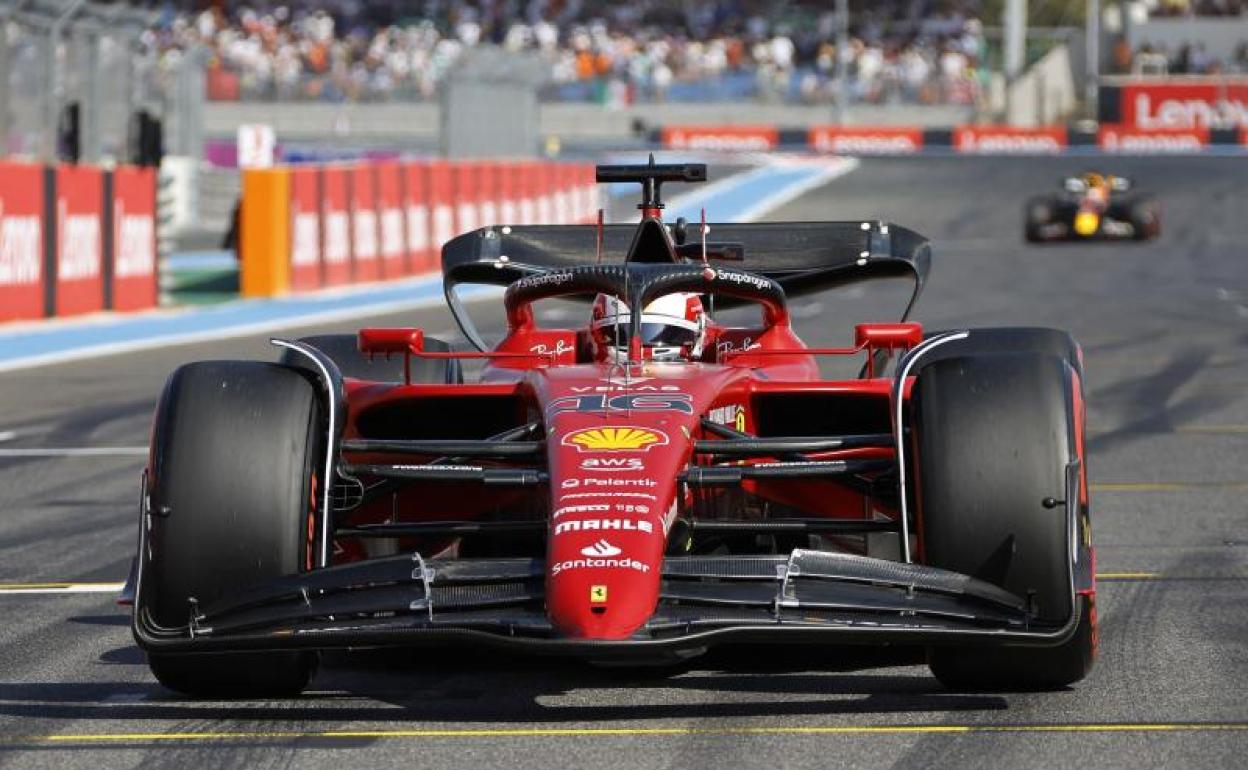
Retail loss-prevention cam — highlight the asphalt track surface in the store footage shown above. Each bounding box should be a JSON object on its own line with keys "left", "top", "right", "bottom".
{"left": 1, "top": 155, "right": 1246, "bottom": 769}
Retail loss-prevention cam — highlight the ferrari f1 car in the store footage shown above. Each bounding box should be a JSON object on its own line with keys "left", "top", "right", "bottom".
{"left": 128, "top": 161, "right": 1096, "bottom": 696}
{"left": 1025, "top": 172, "right": 1160, "bottom": 242}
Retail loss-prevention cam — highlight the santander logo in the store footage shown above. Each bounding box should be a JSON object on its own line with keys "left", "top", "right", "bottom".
{"left": 580, "top": 539, "right": 622, "bottom": 558}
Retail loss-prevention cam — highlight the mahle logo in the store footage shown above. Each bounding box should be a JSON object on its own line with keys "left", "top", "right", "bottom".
{"left": 562, "top": 427, "right": 667, "bottom": 453}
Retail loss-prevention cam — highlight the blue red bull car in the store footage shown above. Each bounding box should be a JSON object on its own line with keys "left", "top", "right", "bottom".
{"left": 125, "top": 161, "right": 1097, "bottom": 697}
{"left": 1025, "top": 172, "right": 1160, "bottom": 242}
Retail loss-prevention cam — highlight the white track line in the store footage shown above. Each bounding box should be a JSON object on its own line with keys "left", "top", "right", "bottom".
{"left": 0, "top": 447, "right": 148, "bottom": 457}
{"left": 0, "top": 582, "right": 124, "bottom": 595}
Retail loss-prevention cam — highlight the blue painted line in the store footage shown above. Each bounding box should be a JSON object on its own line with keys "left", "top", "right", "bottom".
{"left": 667, "top": 165, "right": 822, "bottom": 223}
{"left": 162, "top": 250, "right": 238, "bottom": 272}
{"left": 0, "top": 274, "right": 461, "bottom": 371}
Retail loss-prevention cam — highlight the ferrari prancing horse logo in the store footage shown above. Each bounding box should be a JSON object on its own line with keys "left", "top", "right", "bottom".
{"left": 590, "top": 585, "right": 608, "bottom": 603}
{"left": 562, "top": 427, "right": 669, "bottom": 452}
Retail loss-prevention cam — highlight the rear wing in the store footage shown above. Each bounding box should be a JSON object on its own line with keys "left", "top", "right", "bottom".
{"left": 441, "top": 221, "right": 931, "bottom": 351}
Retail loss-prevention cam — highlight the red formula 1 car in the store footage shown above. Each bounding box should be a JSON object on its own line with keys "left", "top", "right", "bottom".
{"left": 127, "top": 162, "right": 1096, "bottom": 697}
{"left": 1025, "top": 172, "right": 1161, "bottom": 242}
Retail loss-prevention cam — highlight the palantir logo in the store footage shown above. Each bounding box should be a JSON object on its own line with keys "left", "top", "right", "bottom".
{"left": 580, "top": 539, "right": 622, "bottom": 558}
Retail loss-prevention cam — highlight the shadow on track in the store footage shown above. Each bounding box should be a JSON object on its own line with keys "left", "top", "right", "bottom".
{"left": 0, "top": 644, "right": 1008, "bottom": 725}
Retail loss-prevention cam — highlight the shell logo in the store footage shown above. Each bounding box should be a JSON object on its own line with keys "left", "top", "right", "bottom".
{"left": 562, "top": 426, "right": 668, "bottom": 453}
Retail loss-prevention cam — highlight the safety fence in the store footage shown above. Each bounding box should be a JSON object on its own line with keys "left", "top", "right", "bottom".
{"left": 0, "top": 162, "right": 157, "bottom": 323}
{"left": 656, "top": 123, "right": 1248, "bottom": 154}
{"left": 238, "top": 160, "right": 599, "bottom": 298}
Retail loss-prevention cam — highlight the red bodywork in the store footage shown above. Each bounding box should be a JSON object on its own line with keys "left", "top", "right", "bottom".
{"left": 339, "top": 303, "right": 918, "bottom": 641}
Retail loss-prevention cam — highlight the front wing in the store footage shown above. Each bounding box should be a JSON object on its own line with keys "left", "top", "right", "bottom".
{"left": 133, "top": 549, "right": 1084, "bottom": 657}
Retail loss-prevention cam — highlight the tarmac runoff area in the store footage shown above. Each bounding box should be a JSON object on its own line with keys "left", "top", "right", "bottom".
{"left": 0, "top": 155, "right": 1245, "bottom": 770}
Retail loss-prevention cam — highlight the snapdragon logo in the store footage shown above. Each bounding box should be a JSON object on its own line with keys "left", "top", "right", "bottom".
{"left": 714, "top": 269, "right": 770, "bottom": 291}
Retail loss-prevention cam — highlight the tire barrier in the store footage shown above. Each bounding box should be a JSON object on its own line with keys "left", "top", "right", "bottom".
{"left": 0, "top": 161, "right": 157, "bottom": 323}
{"left": 238, "top": 159, "right": 599, "bottom": 298}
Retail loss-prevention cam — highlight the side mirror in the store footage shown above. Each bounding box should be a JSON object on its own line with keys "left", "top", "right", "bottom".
{"left": 1063, "top": 178, "right": 1085, "bottom": 194}
{"left": 1110, "top": 177, "right": 1131, "bottom": 192}
{"left": 358, "top": 328, "right": 424, "bottom": 355}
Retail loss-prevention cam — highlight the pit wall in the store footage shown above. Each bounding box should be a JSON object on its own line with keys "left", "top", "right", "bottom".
{"left": 0, "top": 163, "right": 158, "bottom": 323}
{"left": 240, "top": 159, "right": 598, "bottom": 298}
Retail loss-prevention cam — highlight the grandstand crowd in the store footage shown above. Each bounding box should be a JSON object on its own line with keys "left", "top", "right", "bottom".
{"left": 148, "top": 1, "right": 989, "bottom": 105}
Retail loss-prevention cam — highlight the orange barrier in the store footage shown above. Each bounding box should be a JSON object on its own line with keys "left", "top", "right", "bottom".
{"left": 239, "top": 168, "right": 291, "bottom": 298}
{"left": 0, "top": 162, "right": 47, "bottom": 322}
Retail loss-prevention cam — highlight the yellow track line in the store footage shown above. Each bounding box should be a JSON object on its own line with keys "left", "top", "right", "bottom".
{"left": 0, "top": 582, "right": 124, "bottom": 594}
{"left": 1091, "top": 482, "right": 1248, "bottom": 492}
{"left": 3, "top": 723, "right": 1243, "bottom": 744}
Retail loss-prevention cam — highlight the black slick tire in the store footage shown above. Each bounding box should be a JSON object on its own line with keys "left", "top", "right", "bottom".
{"left": 913, "top": 352, "right": 1094, "bottom": 690}
{"left": 139, "top": 361, "right": 322, "bottom": 697}
{"left": 1024, "top": 197, "right": 1051, "bottom": 243}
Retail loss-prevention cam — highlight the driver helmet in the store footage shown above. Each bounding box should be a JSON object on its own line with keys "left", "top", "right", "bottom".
{"left": 1081, "top": 172, "right": 1106, "bottom": 189}
{"left": 1082, "top": 172, "right": 1109, "bottom": 203}
{"left": 590, "top": 292, "right": 707, "bottom": 363}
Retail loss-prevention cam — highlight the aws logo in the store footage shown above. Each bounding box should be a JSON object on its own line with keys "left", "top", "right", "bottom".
{"left": 562, "top": 427, "right": 668, "bottom": 453}
{"left": 581, "top": 457, "right": 644, "bottom": 472}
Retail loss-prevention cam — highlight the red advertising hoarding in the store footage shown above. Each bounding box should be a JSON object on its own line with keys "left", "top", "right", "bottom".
{"left": 321, "top": 165, "right": 352, "bottom": 287}
{"left": 427, "top": 161, "right": 455, "bottom": 254}
{"left": 289, "top": 166, "right": 322, "bottom": 291}
{"left": 109, "top": 166, "right": 158, "bottom": 311}
{"left": 54, "top": 165, "right": 104, "bottom": 317}
{"left": 661, "top": 125, "right": 779, "bottom": 151}
{"left": 349, "top": 164, "right": 380, "bottom": 282}
{"left": 953, "top": 126, "right": 1067, "bottom": 153}
{"left": 402, "top": 163, "right": 432, "bottom": 273}
{"left": 1115, "top": 79, "right": 1248, "bottom": 130}
{"left": 375, "top": 161, "right": 406, "bottom": 278}
{"left": 0, "top": 163, "right": 46, "bottom": 322}
{"left": 1098, "top": 125, "right": 1209, "bottom": 152}
{"left": 808, "top": 126, "right": 924, "bottom": 154}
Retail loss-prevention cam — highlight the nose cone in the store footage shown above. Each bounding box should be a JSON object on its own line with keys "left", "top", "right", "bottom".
{"left": 544, "top": 419, "right": 688, "bottom": 640}
{"left": 546, "top": 521, "right": 666, "bottom": 638}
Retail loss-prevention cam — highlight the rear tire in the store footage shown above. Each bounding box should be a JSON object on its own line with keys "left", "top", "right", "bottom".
{"left": 1127, "top": 195, "right": 1161, "bottom": 241}
{"left": 139, "top": 361, "right": 322, "bottom": 697}
{"left": 913, "top": 352, "right": 1094, "bottom": 690}
{"left": 280, "top": 333, "right": 461, "bottom": 383}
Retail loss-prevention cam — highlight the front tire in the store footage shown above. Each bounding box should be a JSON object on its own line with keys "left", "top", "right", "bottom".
{"left": 913, "top": 352, "right": 1094, "bottom": 690}
{"left": 138, "top": 361, "right": 323, "bottom": 697}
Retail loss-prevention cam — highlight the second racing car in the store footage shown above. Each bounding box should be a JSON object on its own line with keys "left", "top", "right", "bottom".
{"left": 1025, "top": 172, "right": 1161, "bottom": 242}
